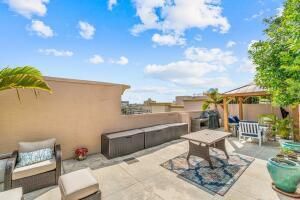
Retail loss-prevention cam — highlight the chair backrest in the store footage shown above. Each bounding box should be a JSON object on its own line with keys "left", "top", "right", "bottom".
{"left": 239, "top": 121, "right": 260, "bottom": 137}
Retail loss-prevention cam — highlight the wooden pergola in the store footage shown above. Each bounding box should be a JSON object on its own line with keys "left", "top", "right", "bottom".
{"left": 222, "top": 83, "right": 270, "bottom": 132}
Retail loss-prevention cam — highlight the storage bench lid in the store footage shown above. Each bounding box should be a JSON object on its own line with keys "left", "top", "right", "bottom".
{"left": 105, "top": 129, "right": 144, "bottom": 139}
{"left": 141, "top": 125, "right": 168, "bottom": 132}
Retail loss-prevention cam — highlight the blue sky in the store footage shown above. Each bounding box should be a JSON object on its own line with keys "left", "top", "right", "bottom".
{"left": 0, "top": 0, "right": 284, "bottom": 103}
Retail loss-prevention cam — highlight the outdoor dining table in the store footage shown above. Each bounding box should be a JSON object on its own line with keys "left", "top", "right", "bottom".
{"left": 181, "top": 129, "right": 231, "bottom": 169}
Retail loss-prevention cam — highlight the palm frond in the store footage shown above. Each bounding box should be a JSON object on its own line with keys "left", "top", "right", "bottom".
{"left": 203, "top": 88, "right": 223, "bottom": 110}
{"left": 0, "top": 66, "right": 42, "bottom": 78}
{"left": 0, "top": 66, "right": 52, "bottom": 93}
{"left": 202, "top": 101, "right": 210, "bottom": 111}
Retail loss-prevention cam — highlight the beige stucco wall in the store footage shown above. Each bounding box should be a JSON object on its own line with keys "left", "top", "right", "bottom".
{"left": 183, "top": 100, "right": 204, "bottom": 111}
{"left": 218, "top": 104, "right": 287, "bottom": 122}
{"left": 0, "top": 77, "right": 188, "bottom": 159}
{"left": 151, "top": 105, "right": 170, "bottom": 113}
{"left": 170, "top": 107, "right": 184, "bottom": 112}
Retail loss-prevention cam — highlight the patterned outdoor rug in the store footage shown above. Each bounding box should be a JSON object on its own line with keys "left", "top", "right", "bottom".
{"left": 160, "top": 149, "right": 254, "bottom": 195}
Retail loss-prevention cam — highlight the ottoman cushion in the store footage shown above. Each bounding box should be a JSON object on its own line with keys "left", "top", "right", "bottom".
{"left": 0, "top": 187, "right": 23, "bottom": 200}
{"left": 59, "top": 168, "right": 99, "bottom": 200}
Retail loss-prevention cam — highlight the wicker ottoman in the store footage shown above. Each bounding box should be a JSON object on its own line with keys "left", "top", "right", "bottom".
{"left": 0, "top": 187, "right": 23, "bottom": 200}
{"left": 59, "top": 168, "right": 101, "bottom": 200}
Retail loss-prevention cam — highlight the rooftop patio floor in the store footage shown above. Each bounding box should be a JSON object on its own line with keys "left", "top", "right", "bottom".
{"left": 25, "top": 132, "right": 297, "bottom": 200}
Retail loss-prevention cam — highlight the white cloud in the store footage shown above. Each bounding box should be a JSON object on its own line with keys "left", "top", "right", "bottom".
{"left": 144, "top": 46, "right": 236, "bottom": 87}
{"left": 116, "top": 56, "right": 129, "bottom": 65}
{"left": 171, "top": 76, "right": 233, "bottom": 87}
{"left": 88, "top": 55, "right": 104, "bottom": 64}
{"left": 152, "top": 33, "right": 186, "bottom": 46}
{"left": 131, "top": 0, "right": 230, "bottom": 45}
{"left": 38, "top": 49, "right": 73, "bottom": 57}
{"left": 248, "top": 39, "right": 258, "bottom": 51}
{"left": 108, "top": 0, "right": 117, "bottom": 10}
{"left": 145, "top": 60, "right": 221, "bottom": 79}
{"left": 276, "top": 7, "right": 283, "bottom": 17}
{"left": 109, "top": 56, "right": 129, "bottom": 65}
{"left": 29, "top": 20, "right": 54, "bottom": 38}
{"left": 238, "top": 58, "right": 256, "bottom": 73}
{"left": 194, "top": 34, "right": 202, "bottom": 41}
{"left": 4, "top": 0, "right": 49, "bottom": 18}
{"left": 184, "top": 47, "right": 237, "bottom": 66}
{"left": 78, "top": 21, "right": 95, "bottom": 39}
{"left": 245, "top": 8, "right": 270, "bottom": 21}
{"left": 130, "top": 86, "right": 186, "bottom": 95}
{"left": 226, "top": 40, "right": 236, "bottom": 48}
{"left": 245, "top": 10, "right": 264, "bottom": 21}
{"left": 144, "top": 60, "right": 232, "bottom": 87}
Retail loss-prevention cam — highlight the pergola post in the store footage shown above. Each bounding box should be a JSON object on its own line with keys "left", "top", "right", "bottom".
{"left": 223, "top": 97, "right": 229, "bottom": 132}
{"left": 238, "top": 97, "right": 244, "bottom": 120}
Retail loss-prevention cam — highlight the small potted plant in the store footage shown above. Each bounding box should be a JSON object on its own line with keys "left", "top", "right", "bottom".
{"left": 275, "top": 117, "right": 300, "bottom": 153}
{"left": 74, "top": 147, "right": 88, "bottom": 161}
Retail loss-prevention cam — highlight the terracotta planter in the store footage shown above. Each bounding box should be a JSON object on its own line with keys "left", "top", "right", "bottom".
{"left": 267, "top": 157, "right": 300, "bottom": 193}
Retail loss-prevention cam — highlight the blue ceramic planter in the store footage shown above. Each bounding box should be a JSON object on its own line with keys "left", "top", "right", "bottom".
{"left": 267, "top": 158, "right": 300, "bottom": 193}
{"left": 281, "top": 141, "right": 300, "bottom": 153}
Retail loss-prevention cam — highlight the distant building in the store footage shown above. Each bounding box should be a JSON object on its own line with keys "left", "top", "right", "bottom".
{"left": 181, "top": 96, "right": 209, "bottom": 111}
{"left": 121, "top": 101, "right": 151, "bottom": 115}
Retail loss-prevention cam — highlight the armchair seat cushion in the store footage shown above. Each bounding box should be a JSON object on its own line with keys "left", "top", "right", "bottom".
{"left": 12, "top": 158, "right": 56, "bottom": 180}
{"left": 241, "top": 132, "right": 263, "bottom": 138}
{"left": 0, "top": 187, "right": 23, "bottom": 199}
{"left": 241, "top": 133, "right": 258, "bottom": 137}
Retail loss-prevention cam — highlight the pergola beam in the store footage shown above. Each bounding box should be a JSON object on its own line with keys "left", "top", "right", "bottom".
{"left": 238, "top": 97, "right": 244, "bottom": 120}
{"left": 223, "top": 97, "right": 229, "bottom": 132}
{"left": 222, "top": 91, "right": 269, "bottom": 97}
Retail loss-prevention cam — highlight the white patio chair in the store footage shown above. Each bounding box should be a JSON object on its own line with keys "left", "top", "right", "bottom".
{"left": 238, "top": 121, "right": 265, "bottom": 147}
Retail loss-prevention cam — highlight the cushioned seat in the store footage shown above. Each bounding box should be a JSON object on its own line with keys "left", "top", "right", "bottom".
{"left": 59, "top": 168, "right": 100, "bottom": 200}
{"left": 12, "top": 158, "right": 56, "bottom": 180}
{"left": 0, "top": 187, "right": 23, "bottom": 199}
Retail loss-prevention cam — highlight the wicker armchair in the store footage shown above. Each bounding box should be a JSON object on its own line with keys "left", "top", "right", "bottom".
{"left": 4, "top": 144, "right": 61, "bottom": 193}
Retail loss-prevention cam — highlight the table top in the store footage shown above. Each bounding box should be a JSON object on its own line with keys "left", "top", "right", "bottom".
{"left": 181, "top": 129, "right": 231, "bottom": 145}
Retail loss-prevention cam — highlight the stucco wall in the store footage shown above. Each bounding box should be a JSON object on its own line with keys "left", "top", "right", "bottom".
{"left": 218, "top": 104, "right": 287, "bottom": 121}
{"left": 0, "top": 77, "right": 187, "bottom": 159}
{"left": 151, "top": 105, "right": 170, "bottom": 113}
{"left": 170, "top": 107, "right": 184, "bottom": 112}
{"left": 183, "top": 101, "right": 204, "bottom": 111}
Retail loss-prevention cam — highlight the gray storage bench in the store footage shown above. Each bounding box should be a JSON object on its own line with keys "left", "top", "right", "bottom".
{"left": 101, "top": 123, "right": 188, "bottom": 159}
{"left": 101, "top": 129, "right": 144, "bottom": 159}
{"left": 142, "top": 125, "right": 169, "bottom": 148}
{"left": 166, "top": 123, "right": 189, "bottom": 140}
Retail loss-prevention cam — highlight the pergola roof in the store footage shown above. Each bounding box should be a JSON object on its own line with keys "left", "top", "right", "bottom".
{"left": 222, "top": 82, "right": 270, "bottom": 132}
{"left": 223, "top": 82, "right": 268, "bottom": 97}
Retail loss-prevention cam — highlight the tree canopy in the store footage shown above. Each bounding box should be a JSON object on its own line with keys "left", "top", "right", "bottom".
{"left": 249, "top": 0, "right": 300, "bottom": 107}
